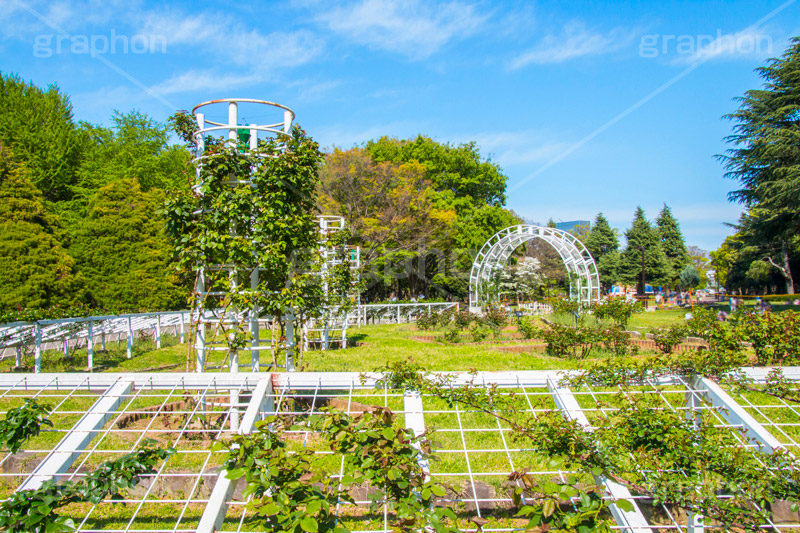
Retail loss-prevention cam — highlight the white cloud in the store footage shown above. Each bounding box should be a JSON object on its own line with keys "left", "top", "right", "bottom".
{"left": 139, "top": 11, "right": 324, "bottom": 96}
{"left": 454, "top": 131, "right": 571, "bottom": 167}
{"left": 315, "top": 0, "right": 487, "bottom": 59}
{"left": 510, "top": 22, "right": 636, "bottom": 69}
{"left": 149, "top": 71, "right": 263, "bottom": 96}
{"left": 140, "top": 12, "right": 322, "bottom": 70}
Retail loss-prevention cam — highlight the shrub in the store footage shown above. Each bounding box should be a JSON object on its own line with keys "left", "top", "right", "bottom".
{"left": 442, "top": 327, "right": 461, "bottom": 343}
{"left": 470, "top": 323, "right": 491, "bottom": 342}
{"left": 592, "top": 299, "right": 643, "bottom": 328}
{"left": 436, "top": 308, "right": 454, "bottom": 328}
{"left": 540, "top": 324, "right": 602, "bottom": 359}
{"left": 517, "top": 316, "right": 540, "bottom": 340}
{"left": 651, "top": 324, "right": 687, "bottom": 354}
{"left": 483, "top": 306, "right": 507, "bottom": 330}
{"left": 452, "top": 309, "right": 474, "bottom": 330}
{"left": 416, "top": 310, "right": 438, "bottom": 331}
{"left": 600, "top": 326, "right": 632, "bottom": 356}
{"left": 736, "top": 310, "right": 800, "bottom": 365}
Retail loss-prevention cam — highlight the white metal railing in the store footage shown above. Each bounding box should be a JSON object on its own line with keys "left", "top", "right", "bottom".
{"left": 0, "top": 303, "right": 459, "bottom": 372}
{"left": 354, "top": 302, "right": 458, "bottom": 326}
{"left": 0, "top": 311, "right": 191, "bottom": 372}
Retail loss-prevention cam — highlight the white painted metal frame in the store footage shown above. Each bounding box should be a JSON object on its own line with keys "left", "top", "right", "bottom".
{"left": 0, "top": 311, "right": 189, "bottom": 372}
{"left": 469, "top": 225, "right": 601, "bottom": 312}
{"left": 1, "top": 368, "right": 798, "bottom": 532}
{"left": 192, "top": 99, "right": 295, "bottom": 375}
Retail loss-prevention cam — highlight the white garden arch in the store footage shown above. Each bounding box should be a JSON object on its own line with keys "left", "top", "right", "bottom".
{"left": 469, "top": 225, "right": 601, "bottom": 312}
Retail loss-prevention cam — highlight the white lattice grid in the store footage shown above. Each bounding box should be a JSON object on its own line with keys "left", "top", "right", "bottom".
{"left": 0, "top": 369, "right": 797, "bottom": 533}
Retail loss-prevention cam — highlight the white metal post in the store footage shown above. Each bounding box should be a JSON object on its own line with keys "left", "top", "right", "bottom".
{"left": 284, "top": 110, "right": 293, "bottom": 134}
{"left": 286, "top": 314, "right": 295, "bottom": 372}
{"left": 155, "top": 313, "right": 161, "bottom": 349}
{"left": 20, "top": 381, "right": 134, "bottom": 491}
{"left": 87, "top": 320, "right": 94, "bottom": 371}
{"left": 228, "top": 102, "right": 238, "bottom": 144}
{"left": 63, "top": 338, "right": 69, "bottom": 359}
{"left": 686, "top": 382, "right": 704, "bottom": 532}
{"left": 250, "top": 268, "right": 259, "bottom": 372}
{"left": 34, "top": 323, "right": 41, "bottom": 373}
{"left": 196, "top": 269, "right": 206, "bottom": 372}
{"left": 126, "top": 316, "right": 133, "bottom": 359}
{"left": 548, "top": 379, "right": 653, "bottom": 532}
{"left": 197, "top": 378, "right": 273, "bottom": 533}
{"left": 179, "top": 312, "right": 185, "bottom": 344}
{"left": 100, "top": 330, "right": 106, "bottom": 351}
{"left": 14, "top": 346, "right": 21, "bottom": 368}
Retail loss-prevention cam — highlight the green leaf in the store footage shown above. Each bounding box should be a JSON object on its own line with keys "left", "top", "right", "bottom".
{"left": 615, "top": 499, "right": 634, "bottom": 513}
{"left": 541, "top": 499, "right": 556, "bottom": 518}
{"left": 430, "top": 484, "right": 447, "bottom": 497}
{"left": 300, "top": 516, "right": 319, "bottom": 533}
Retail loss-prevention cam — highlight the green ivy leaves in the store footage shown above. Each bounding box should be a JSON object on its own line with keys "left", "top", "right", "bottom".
{"left": 0, "top": 399, "right": 52, "bottom": 453}
{"left": 0, "top": 440, "right": 174, "bottom": 533}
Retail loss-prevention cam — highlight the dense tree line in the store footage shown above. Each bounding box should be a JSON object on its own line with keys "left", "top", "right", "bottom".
{"left": 0, "top": 73, "right": 189, "bottom": 315}
{"left": 581, "top": 205, "right": 700, "bottom": 294}
{"left": 0, "top": 74, "right": 523, "bottom": 314}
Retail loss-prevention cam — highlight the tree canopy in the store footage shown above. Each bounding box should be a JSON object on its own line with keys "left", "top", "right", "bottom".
{"left": 365, "top": 135, "right": 507, "bottom": 207}
{"left": 0, "top": 146, "right": 85, "bottom": 311}
{"left": 655, "top": 204, "right": 689, "bottom": 287}
{"left": 718, "top": 37, "right": 800, "bottom": 294}
{"left": 71, "top": 178, "right": 185, "bottom": 312}
{"left": 619, "top": 207, "right": 670, "bottom": 292}
{"left": 0, "top": 73, "right": 82, "bottom": 201}
{"left": 584, "top": 212, "right": 620, "bottom": 293}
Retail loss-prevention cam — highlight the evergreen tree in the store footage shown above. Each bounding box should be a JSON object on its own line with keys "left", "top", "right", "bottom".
{"left": 655, "top": 204, "right": 689, "bottom": 287}
{"left": 585, "top": 212, "right": 620, "bottom": 292}
{"left": 585, "top": 213, "right": 618, "bottom": 258}
{"left": 0, "top": 146, "right": 85, "bottom": 311}
{"left": 719, "top": 37, "right": 800, "bottom": 293}
{"left": 620, "top": 207, "right": 670, "bottom": 293}
{"left": 71, "top": 178, "right": 186, "bottom": 312}
{"left": 0, "top": 73, "right": 82, "bottom": 201}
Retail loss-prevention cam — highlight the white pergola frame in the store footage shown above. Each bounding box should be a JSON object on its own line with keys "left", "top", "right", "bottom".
{"left": 469, "top": 225, "right": 601, "bottom": 312}
{"left": 1, "top": 368, "right": 799, "bottom": 532}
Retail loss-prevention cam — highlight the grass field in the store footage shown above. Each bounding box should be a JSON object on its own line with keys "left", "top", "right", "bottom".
{"left": 2, "top": 306, "right": 700, "bottom": 374}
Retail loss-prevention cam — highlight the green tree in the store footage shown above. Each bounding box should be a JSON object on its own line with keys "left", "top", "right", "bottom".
{"left": 71, "top": 178, "right": 185, "bottom": 312}
{"left": 620, "top": 207, "right": 670, "bottom": 294}
{"left": 0, "top": 146, "right": 85, "bottom": 311}
{"left": 679, "top": 264, "right": 701, "bottom": 290}
{"left": 585, "top": 212, "right": 620, "bottom": 292}
{"left": 0, "top": 73, "right": 82, "bottom": 201}
{"left": 655, "top": 204, "right": 688, "bottom": 286}
{"left": 366, "top": 135, "right": 507, "bottom": 207}
{"left": 719, "top": 37, "right": 800, "bottom": 293}
{"left": 76, "top": 111, "right": 191, "bottom": 194}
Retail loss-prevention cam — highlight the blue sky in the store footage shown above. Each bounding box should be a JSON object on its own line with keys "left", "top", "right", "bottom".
{"left": 2, "top": 0, "right": 799, "bottom": 252}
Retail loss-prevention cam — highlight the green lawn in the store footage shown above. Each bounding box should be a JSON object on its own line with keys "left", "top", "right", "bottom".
{"left": 4, "top": 307, "right": 692, "bottom": 374}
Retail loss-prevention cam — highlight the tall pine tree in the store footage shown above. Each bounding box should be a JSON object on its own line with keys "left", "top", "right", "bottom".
{"left": 0, "top": 146, "right": 85, "bottom": 311}
{"left": 718, "top": 38, "right": 800, "bottom": 293}
{"left": 655, "top": 204, "right": 688, "bottom": 288}
{"left": 620, "top": 207, "right": 670, "bottom": 293}
{"left": 585, "top": 212, "right": 620, "bottom": 292}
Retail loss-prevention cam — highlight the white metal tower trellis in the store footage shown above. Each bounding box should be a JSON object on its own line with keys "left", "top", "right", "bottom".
{"left": 191, "top": 98, "right": 295, "bottom": 376}
{"left": 303, "top": 216, "right": 361, "bottom": 351}
{"left": 469, "top": 224, "right": 600, "bottom": 312}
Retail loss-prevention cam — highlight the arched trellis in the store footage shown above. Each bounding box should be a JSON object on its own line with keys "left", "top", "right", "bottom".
{"left": 469, "top": 225, "right": 600, "bottom": 311}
